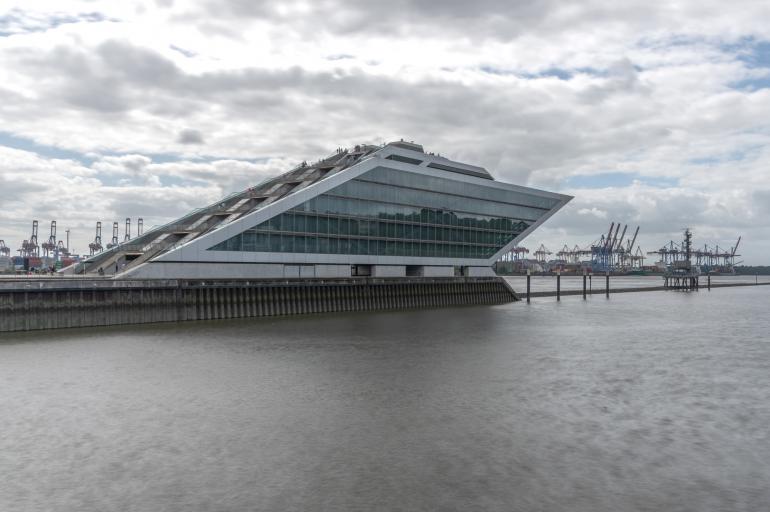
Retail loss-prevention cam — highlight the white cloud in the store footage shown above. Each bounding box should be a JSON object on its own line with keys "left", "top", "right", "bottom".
{"left": 577, "top": 208, "right": 608, "bottom": 219}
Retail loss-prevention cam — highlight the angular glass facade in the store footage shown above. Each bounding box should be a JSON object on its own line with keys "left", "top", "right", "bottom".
{"left": 209, "top": 166, "right": 559, "bottom": 259}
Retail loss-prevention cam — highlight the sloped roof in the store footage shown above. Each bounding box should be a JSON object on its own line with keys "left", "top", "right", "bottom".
{"left": 73, "top": 144, "right": 384, "bottom": 274}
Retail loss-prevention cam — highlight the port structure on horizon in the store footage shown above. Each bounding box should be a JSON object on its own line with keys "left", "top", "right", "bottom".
{"left": 648, "top": 234, "right": 740, "bottom": 274}
{"left": 496, "top": 221, "right": 644, "bottom": 274}
{"left": 663, "top": 228, "right": 701, "bottom": 290}
{"left": 17, "top": 220, "right": 40, "bottom": 258}
{"left": 495, "top": 221, "right": 742, "bottom": 276}
{"left": 63, "top": 140, "right": 571, "bottom": 280}
{"left": 5, "top": 220, "right": 72, "bottom": 271}
{"left": 1, "top": 214, "right": 144, "bottom": 272}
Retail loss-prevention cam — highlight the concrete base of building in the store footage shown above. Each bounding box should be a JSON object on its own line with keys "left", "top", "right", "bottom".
{"left": 0, "top": 276, "right": 519, "bottom": 333}
{"left": 117, "top": 261, "right": 497, "bottom": 280}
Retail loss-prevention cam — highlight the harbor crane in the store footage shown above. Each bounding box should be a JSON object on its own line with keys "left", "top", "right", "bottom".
{"left": 589, "top": 222, "right": 641, "bottom": 271}
{"left": 610, "top": 223, "right": 621, "bottom": 250}
{"left": 620, "top": 226, "right": 640, "bottom": 268}
{"left": 615, "top": 224, "right": 628, "bottom": 251}
{"left": 731, "top": 236, "right": 741, "bottom": 262}
{"left": 648, "top": 240, "right": 680, "bottom": 265}
{"left": 106, "top": 222, "right": 119, "bottom": 249}
{"left": 88, "top": 222, "right": 103, "bottom": 255}
{"left": 627, "top": 226, "right": 639, "bottom": 254}
{"left": 495, "top": 221, "right": 643, "bottom": 273}
{"left": 555, "top": 244, "right": 585, "bottom": 264}
{"left": 41, "top": 220, "right": 57, "bottom": 258}
{"left": 19, "top": 220, "right": 39, "bottom": 257}
{"left": 650, "top": 233, "right": 741, "bottom": 272}
{"left": 0, "top": 240, "right": 10, "bottom": 257}
{"left": 604, "top": 222, "right": 615, "bottom": 248}
{"left": 124, "top": 218, "right": 131, "bottom": 242}
{"left": 534, "top": 244, "right": 552, "bottom": 263}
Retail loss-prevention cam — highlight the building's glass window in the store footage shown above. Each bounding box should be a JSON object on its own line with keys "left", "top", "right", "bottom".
{"left": 209, "top": 166, "right": 556, "bottom": 258}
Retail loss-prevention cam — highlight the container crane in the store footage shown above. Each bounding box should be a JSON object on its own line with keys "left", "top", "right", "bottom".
{"left": 0, "top": 240, "right": 10, "bottom": 257}
{"left": 534, "top": 244, "right": 552, "bottom": 263}
{"left": 20, "top": 220, "right": 39, "bottom": 257}
{"left": 627, "top": 226, "right": 639, "bottom": 254}
{"left": 610, "top": 223, "right": 621, "bottom": 251}
{"left": 731, "top": 236, "right": 741, "bottom": 265}
{"left": 589, "top": 222, "right": 616, "bottom": 271}
{"left": 41, "top": 220, "right": 57, "bottom": 258}
{"left": 88, "top": 222, "right": 103, "bottom": 255}
{"left": 106, "top": 222, "right": 119, "bottom": 249}
{"left": 621, "top": 226, "right": 639, "bottom": 268}
{"left": 614, "top": 224, "right": 628, "bottom": 251}
{"left": 604, "top": 222, "right": 615, "bottom": 250}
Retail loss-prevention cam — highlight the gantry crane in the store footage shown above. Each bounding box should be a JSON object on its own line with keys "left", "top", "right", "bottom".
{"left": 89, "top": 222, "right": 103, "bottom": 255}
{"left": 19, "top": 220, "right": 39, "bottom": 257}
{"left": 106, "top": 222, "right": 119, "bottom": 249}
{"left": 730, "top": 236, "right": 741, "bottom": 265}
{"left": 651, "top": 234, "right": 741, "bottom": 271}
{"left": 623, "top": 226, "right": 641, "bottom": 268}
{"left": 41, "top": 220, "right": 57, "bottom": 258}
{"left": 533, "top": 244, "right": 552, "bottom": 263}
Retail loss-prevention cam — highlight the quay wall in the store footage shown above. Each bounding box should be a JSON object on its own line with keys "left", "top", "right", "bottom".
{"left": 0, "top": 276, "right": 518, "bottom": 333}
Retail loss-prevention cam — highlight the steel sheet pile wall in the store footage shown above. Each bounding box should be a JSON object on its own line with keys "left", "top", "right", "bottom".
{"left": 0, "top": 277, "right": 517, "bottom": 332}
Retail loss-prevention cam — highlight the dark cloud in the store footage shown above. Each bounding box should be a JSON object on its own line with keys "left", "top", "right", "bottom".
{"left": 753, "top": 190, "right": 770, "bottom": 216}
{"left": 177, "top": 129, "right": 204, "bottom": 144}
{"left": 191, "top": 0, "right": 762, "bottom": 43}
{"left": 196, "top": 0, "right": 613, "bottom": 40}
{"left": 97, "top": 40, "right": 181, "bottom": 86}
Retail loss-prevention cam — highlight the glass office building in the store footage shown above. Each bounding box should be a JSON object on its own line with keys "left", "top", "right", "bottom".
{"left": 116, "top": 141, "right": 571, "bottom": 280}
{"left": 211, "top": 167, "right": 551, "bottom": 260}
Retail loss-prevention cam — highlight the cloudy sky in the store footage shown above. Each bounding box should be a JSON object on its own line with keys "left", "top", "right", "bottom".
{"left": 1, "top": 1, "right": 768, "bottom": 263}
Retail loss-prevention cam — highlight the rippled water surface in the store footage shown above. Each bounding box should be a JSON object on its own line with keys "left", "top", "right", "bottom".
{"left": 2, "top": 286, "right": 770, "bottom": 511}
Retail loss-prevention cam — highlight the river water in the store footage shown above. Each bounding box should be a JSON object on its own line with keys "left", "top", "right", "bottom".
{"left": 2, "top": 285, "right": 769, "bottom": 511}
